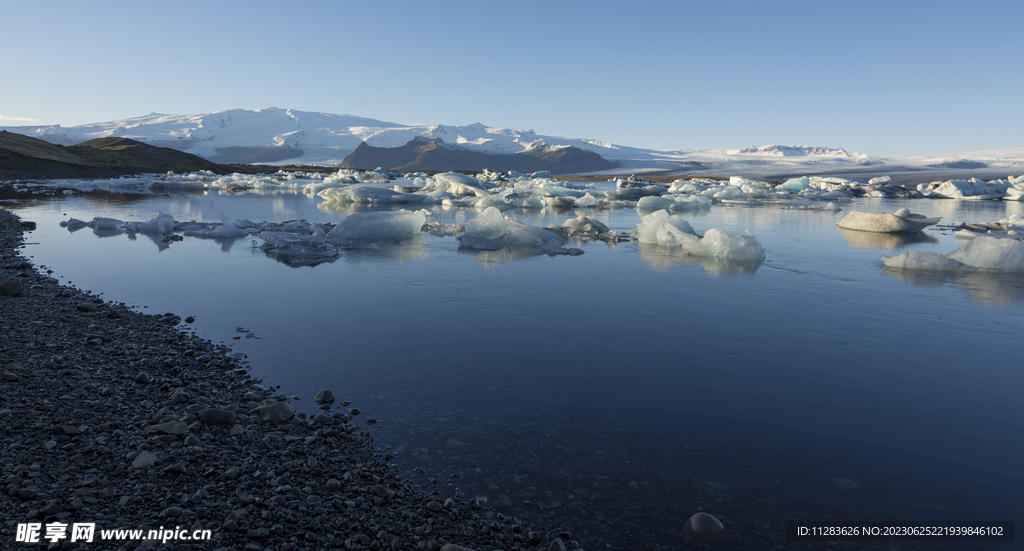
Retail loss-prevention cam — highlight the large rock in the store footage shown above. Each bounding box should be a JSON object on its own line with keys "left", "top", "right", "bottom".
{"left": 0, "top": 280, "right": 22, "bottom": 296}
{"left": 198, "top": 408, "right": 238, "bottom": 426}
{"left": 132, "top": 451, "right": 157, "bottom": 470}
{"left": 314, "top": 390, "right": 335, "bottom": 404}
{"left": 258, "top": 401, "right": 296, "bottom": 424}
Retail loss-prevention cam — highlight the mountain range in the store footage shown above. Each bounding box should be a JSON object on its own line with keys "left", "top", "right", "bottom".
{"left": 3, "top": 108, "right": 1023, "bottom": 180}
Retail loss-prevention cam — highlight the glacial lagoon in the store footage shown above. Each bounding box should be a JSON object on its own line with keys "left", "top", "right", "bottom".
{"left": 5, "top": 175, "right": 1023, "bottom": 550}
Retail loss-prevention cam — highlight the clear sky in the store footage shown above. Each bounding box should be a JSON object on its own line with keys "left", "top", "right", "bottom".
{"left": 1, "top": 0, "right": 1021, "bottom": 156}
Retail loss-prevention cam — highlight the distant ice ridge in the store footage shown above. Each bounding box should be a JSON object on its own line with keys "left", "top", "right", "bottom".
{"left": 882, "top": 237, "right": 1024, "bottom": 272}
{"left": 628, "top": 211, "right": 766, "bottom": 261}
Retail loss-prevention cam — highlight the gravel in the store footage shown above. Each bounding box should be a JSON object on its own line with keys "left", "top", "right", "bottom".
{"left": 0, "top": 207, "right": 568, "bottom": 551}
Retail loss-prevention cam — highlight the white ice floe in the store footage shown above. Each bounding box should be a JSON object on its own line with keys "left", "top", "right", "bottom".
{"left": 181, "top": 219, "right": 250, "bottom": 238}
{"left": 882, "top": 236, "right": 1024, "bottom": 272}
{"left": 125, "top": 212, "right": 176, "bottom": 235}
{"left": 636, "top": 194, "right": 712, "bottom": 212}
{"left": 628, "top": 210, "right": 766, "bottom": 261}
{"left": 457, "top": 207, "right": 583, "bottom": 256}
{"left": 836, "top": 208, "right": 940, "bottom": 233}
{"left": 325, "top": 210, "right": 426, "bottom": 241}
{"left": 919, "top": 178, "right": 1012, "bottom": 200}
{"left": 317, "top": 185, "right": 423, "bottom": 205}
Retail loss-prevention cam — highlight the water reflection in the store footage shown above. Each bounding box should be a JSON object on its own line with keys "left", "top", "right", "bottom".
{"left": 882, "top": 267, "right": 1024, "bottom": 304}
{"left": 637, "top": 242, "right": 763, "bottom": 275}
{"left": 839, "top": 227, "right": 939, "bottom": 249}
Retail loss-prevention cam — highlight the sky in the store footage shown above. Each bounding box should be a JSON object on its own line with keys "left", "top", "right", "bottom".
{"left": 1, "top": 0, "right": 1021, "bottom": 156}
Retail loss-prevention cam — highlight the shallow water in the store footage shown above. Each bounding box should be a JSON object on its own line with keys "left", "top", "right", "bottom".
{"left": 7, "top": 185, "right": 1023, "bottom": 549}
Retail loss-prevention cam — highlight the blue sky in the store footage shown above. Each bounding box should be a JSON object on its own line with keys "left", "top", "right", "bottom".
{"left": 1, "top": 0, "right": 1021, "bottom": 155}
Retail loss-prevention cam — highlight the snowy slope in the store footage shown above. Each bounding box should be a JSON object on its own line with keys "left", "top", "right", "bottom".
{"left": 3, "top": 107, "right": 1022, "bottom": 175}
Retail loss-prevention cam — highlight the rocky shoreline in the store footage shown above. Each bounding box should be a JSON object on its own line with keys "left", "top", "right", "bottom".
{"left": 0, "top": 207, "right": 565, "bottom": 551}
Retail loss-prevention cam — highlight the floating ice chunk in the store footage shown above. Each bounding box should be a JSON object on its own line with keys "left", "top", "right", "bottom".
{"left": 883, "top": 236, "right": 1024, "bottom": 272}
{"left": 574, "top": 193, "right": 599, "bottom": 207}
{"left": 777, "top": 177, "right": 810, "bottom": 192}
{"left": 881, "top": 251, "right": 964, "bottom": 271}
{"left": 729, "top": 176, "right": 772, "bottom": 188}
{"left": 947, "top": 236, "right": 1024, "bottom": 272}
{"left": 182, "top": 219, "right": 249, "bottom": 238}
{"left": 923, "top": 179, "right": 1007, "bottom": 199}
{"left": 679, "top": 228, "right": 766, "bottom": 261}
{"left": 836, "top": 209, "right": 940, "bottom": 233}
{"left": 629, "top": 211, "right": 696, "bottom": 244}
{"left": 630, "top": 211, "right": 764, "bottom": 260}
{"left": 714, "top": 186, "right": 748, "bottom": 200}
{"left": 636, "top": 194, "right": 711, "bottom": 211}
{"left": 258, "top": 232, "right": 339, "bottom": 266}
{"left": 1003, "top": 186, "right": 1024, "bottom": 201}
{"left": 325, "top": 210, "right": 426, "bottom": 241}
{"left": 464, "top": 206, "right": 507, "bottom": 239}
{"left": 317, "top": 186, "right": 423, "bottom": 205}
{"left": 869, "top": 176, "right": 892, "bottom": 185}
{"left": 458, "top": 207, "right": 583, "bottom": 256}
{"left": 91, "top": 217, "right": 125, "bottom": 230}
{"left": 428, "top": 172, "right": 491, "bottom": 197}
{"left": 126, "top": 212, "right": 176, "bottom": 235}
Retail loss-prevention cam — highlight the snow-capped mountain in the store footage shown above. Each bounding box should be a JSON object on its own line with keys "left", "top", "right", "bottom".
{"left": 2, "top": 107, "right": 1021, "bottom": 177}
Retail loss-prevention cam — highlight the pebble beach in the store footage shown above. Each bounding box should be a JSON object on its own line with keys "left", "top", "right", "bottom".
{"left": 0, "top": 207, "right": 567, "bottom": 551}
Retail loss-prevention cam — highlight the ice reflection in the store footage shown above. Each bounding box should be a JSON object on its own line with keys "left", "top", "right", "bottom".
{"left": 637, "top": 242, "right": 763, "bottom": 275}
{"left": 882, "top": 267, "right": 1024, "bottom": 304}
{"left": 839, "top": 228, "right": 939, "bottom": 249}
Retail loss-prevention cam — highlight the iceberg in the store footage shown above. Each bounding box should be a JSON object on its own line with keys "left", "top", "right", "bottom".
{"left": 317, "top": 186, "right": 423, "bottom": 205}
{"left": 457, "top": 207, "right": 583, "bottom": 256}
{"left": 836, "top": 209, "right": 940, "bottom": 233}
{"left": 325, "top": 210, "right": 426, "bottom": 242}
{"left": 883, "top": 236, "right": 1024, "bottom": 272}
{"left": 629, "top": 210, "right": 765, "bottom": 261}
{"left": 181, "top": 219, "right": 249, "bottom": 238}
{"left": 258, "top": 232, "right": 339, "bottom": 267}
{"left": 126, "top": 212, "right": 176, "bottom": 236}
{"left": 636, "top": 194, "right": 711, "bottom": 212}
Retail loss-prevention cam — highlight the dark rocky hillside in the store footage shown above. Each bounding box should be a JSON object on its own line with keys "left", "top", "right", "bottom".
{"left": 340, "top": 137, "right": 617, "bottom": 175}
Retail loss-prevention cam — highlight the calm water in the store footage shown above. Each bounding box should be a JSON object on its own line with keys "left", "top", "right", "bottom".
{"left": 7, "top": 184, "right": 1023, "bottom": 550}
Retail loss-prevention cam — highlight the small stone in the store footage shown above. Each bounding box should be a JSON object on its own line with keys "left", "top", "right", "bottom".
{"left": 312, "top": 412, "right": 333, "bottom": 424}
{"left": 688, "top": 512, "right": 724, "bottom": 537}
{"left": 132, "top": 451, "right": 157, "bottom": 470}
{"left": 440, "top": 545, "right": 476, "bottom": 551}
{"left": 183, "top": 434, "right": 201, "bottom": 446}
{"left": 146, "top": 420, "right": 189, "bottom": 436}
{"left": 184, "top": 316, "right": 195, "bottom": 323}
{"left": 171, "top": 389, "right": 190, "bottom": 403}
{"left": 258, "top": 401, "right": 296, "bottom": 424}
{"left": 162, "top": 506, "right": 183, "bottom": 518}
{"left": 18, "top": 488, "right": 38, "bottom": 500}
{"left": 314, "top": 390, "right": 335, "bottom": 404}
{"left": 223, "top": 466, "right": 240, "bottom": 480}
{"left": 348, "top": 408, "right": 361, "bottom": 416}
{"left": 76, "top": 302, "right": 98, "bottom": 312}
{"left": 0, "top": 280, "right": 22, "bottom": 296}
{"left": 198, "top": 408, "right": 237, "bottom": 426}
{"left": 2, "top": 372, "right": 17, "bottom": 381}
{"left": 443, "top": 498, "right": 456, "bottom": 509}
{"left": 163, "top": 462, "right": 187, "bottom": 474}
{"left": 426, "top": 500, "right": 442, "bottom": 512}
{"left": 548, "top": 539, "right": 566, "bottom": 551}
{"left": 134, "top": 372, "right": 151, "bottom": 384}
{"left": 324, "top": 479, "right": 341, "bottom": 492}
